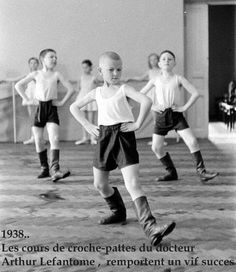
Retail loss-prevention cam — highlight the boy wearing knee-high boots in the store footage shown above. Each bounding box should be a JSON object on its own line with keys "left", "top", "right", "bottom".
{"left": 70, "top": 51, "right": 175, "bottom": 246}
{"left": 15, "top": 49, "right": 74, "bottom": 182}
{"left": 141, "top": 50, "right": 218, "bottom": 183}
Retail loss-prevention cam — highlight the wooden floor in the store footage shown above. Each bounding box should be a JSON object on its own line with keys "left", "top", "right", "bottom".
{"left": 0, "top": 139, "right": 235, "bottom": 272}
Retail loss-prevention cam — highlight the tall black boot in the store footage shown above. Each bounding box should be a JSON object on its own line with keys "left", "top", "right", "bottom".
{"left": 134, "top": 196, "right": 176, "bottom": 246}
{"left": 156, "top": 152, "right": 178, "bottom": 182}
{"left": 99, "top": 187, "right": 127, "bottom": 225}
{"left": 37, "top": 149, "right": 50, "bottom": 178}
{"left": 50, "top": 149, "right": 70, "bottom": 182}
{"left": 192, "top": 150, "right": 218, "bottom": 182}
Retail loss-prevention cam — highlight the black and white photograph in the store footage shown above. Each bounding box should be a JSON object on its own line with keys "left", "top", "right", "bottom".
{"left": 0, "top": 0, "right": 235, "bottom": 271}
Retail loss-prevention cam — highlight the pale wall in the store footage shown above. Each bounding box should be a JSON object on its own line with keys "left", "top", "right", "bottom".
{"left": 0, "top": 0, "right": 184, "bottom": 78}
{"left": 0, "top": 0, "right": 184, "bottom": 141}
{"left": 208, "top": 5, "right": 236, "bottom": 120}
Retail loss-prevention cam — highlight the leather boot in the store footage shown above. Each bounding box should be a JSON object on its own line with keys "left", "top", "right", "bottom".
{"left": 156, "top": 153, "right": 178, "bottom": 182}
{"left": 99, "top": 187, "right": 127, "bottom": 224}
{"left": 50, "top": 149, "right": 70, "bottom": 182}
{"left": 134, "top": 196, "right": 176, "bottom": 246}
{"left": 192, "top": 150, "right": 218, "bottom": 182}
{"left": 37, "top": 149, "right": 50, "bottom": 178}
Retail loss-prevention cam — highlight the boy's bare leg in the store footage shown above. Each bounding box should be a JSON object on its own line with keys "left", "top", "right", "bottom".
{"left": 152, "top": 134, "right": 178, "bottom": 182}
{"left": 121, "top": 164, "right": 143, "bottom": 200}
{"left": 148, "top": 112, "right": 167, "bottom": 146}
{"left": 178, "top": 128, "right": 218, "bottom": 182}
{"left": 24, "top": 106, "right": 35, "bottom": 144}
{"left": 121, "top": 164, "right": 176, "bottom": 246}
{"left": 152, "top": 134, "right": 166, "bottom": 159}
{"left": 32, "top": 126, "right": 49, "bottom": 178}
{"left": 93, "top": 167, "right": 126, "bottom": 224}
{"left": 47, "top": 122, "right": 70, "bottom": 182}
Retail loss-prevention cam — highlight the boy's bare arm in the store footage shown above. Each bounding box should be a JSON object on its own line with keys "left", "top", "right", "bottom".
{"left": 140, "top": 79, "right": 155, "bottom": 95}
{"left": 173, "top": 76, "right": 200, "bottom": 112}
{"left": 121, "top": 85, "right": 152, "bottom": 132}
{"left": 56, "top": 72, "right": 75, "bottom": 106}
{"left": 70, "top": 90, "right": 99, "bottom": 137}
{"left": 15, "top": 72, "right": 37, "bottom": 103}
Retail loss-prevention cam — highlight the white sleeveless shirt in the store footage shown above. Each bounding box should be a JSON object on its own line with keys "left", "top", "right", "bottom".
{"left": 153, "top": 74, "right": 182, "bottom": 109}
{"left": 25, "top": 80, "right": 36, "bottom": 100}
{"left": 147, "top": 69, "right": 160, "bottom": 109}
{"left": 95, "top": 85, "right": 134, "bottom": 126}
{"left": 148, "top": 69, "right": 160, "bottom": 80}
{"left": 34, "top": 71, "right": 58, "bottom": 101}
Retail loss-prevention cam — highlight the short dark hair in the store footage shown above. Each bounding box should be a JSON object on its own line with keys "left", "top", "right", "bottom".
{"left": 148, "top": 53, "right": 159, "bottom": 69}
{"left": 82, "top": 59, "right": 93, "bottom": 67}
{"left": 39, "top": 49, "right": 56, "bottom": 61}
{"left": 160, "top": 50, "right": 176, "bottom": 60}
{"left": 28, "top": 57, "right": 39, "bottom": 64}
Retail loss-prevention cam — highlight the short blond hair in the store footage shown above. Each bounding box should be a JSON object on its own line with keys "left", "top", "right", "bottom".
{"left": 99, "top": 51, "right": 122, "bottom": 65}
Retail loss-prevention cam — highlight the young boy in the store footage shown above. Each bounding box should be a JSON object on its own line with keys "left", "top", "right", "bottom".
{"left": 141, "top": 50, "right": 218, "bottom": 182}
{"left": 70, "top": 51, "right": 175, "bottom": 246}
{"left": 15, "top": 49, "right": 74, "bottom": 182}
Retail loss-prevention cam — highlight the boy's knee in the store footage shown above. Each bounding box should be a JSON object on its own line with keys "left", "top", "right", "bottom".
{"left": 188, "top": 136, "right": 199, "bottom": 149}
{"left": 125, "top": 177, "right": 140, "bottom": 192}
{"left": 94, "top": 181, "right": 105, "bottom": 192}
{"left": 151, "top": 144, "right": 162, "bottom": 155}
{"left": 50, "top": 135, "right": 60, "bottom": 145}
{"left": 35, "top": 137, "right": 44, "bottom": 146}
{"left": 34, "top": 137, "right": 45, "bottom": 152}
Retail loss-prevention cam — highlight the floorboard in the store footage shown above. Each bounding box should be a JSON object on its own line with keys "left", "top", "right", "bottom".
{"left": 0, "top": 139, "right": 235, "bottom": 272}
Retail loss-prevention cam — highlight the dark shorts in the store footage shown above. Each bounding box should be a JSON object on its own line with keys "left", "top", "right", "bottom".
{"left": 154, "top": 108, "right": 189, "bottom": 136}
{"left": 33, "top": 100, "right": 59, "bottom": 127}
{"left": 93, "top": 123, "right": 139, "bottom": 171}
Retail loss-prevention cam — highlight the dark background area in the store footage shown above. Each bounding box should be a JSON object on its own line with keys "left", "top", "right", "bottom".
{"left": 209, "top": 5, "right": 236, "bottom": 121}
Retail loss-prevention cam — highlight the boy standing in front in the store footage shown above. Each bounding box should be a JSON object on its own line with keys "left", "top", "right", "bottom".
{"left": 70, "top": 51, "right": 175, "bottom": 246}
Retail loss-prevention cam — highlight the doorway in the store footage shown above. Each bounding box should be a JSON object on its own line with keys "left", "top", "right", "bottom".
{"left": 209, "top": 5, "right": 235, "bottom": 121}
{"left": 208, "top": 5, "right": 236, "bottom": 139}
{"left": 185, "top": 1, "right": 236, "bottom": 139}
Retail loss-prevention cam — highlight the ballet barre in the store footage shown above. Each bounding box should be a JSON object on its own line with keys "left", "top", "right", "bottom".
{"left": 12, "top": 82, "right": 17, "bottom": 143}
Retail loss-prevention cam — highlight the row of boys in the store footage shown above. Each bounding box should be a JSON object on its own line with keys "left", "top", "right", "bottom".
{"left": 15, "top": 49, "right": 218, "bottom": 246}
